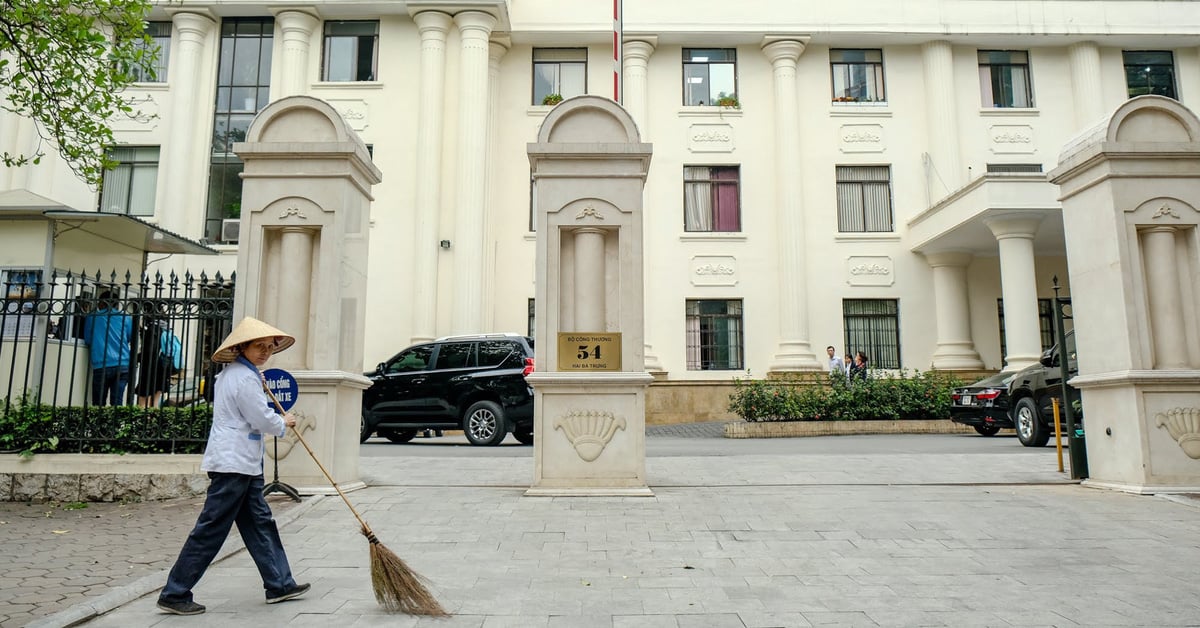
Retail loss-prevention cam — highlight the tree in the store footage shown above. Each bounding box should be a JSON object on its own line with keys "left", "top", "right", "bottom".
{"left": 0, "top": 0, "right": 157, "bottom": 187}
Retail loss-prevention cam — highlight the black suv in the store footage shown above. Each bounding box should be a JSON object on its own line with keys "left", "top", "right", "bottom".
{"left": 361, "top": 334, "right": 535, "bottom": 446}
{"left": 1007, "top": 330, "right": 1081, "bottom": 447}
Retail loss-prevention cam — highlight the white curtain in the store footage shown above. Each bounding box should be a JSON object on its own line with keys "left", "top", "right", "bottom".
{"left": 684, "top": 167, "right": 712, "bottom": 231}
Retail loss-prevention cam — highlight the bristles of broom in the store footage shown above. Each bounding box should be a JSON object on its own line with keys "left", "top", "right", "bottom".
{"left": 363, "top": 525, "right": 448, "bottom": 616}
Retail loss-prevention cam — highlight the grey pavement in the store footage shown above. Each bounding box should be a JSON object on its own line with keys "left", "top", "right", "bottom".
{"left": 5, "top": 425, "right": 1200, "bottom": 628}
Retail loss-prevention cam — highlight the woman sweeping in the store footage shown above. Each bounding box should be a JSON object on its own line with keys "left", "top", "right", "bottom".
{"left": 157, "top": 317, "right": 309, "bottom": 615}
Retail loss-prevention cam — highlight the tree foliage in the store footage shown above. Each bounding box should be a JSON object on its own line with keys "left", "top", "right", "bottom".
{"left": 0, "top": 0, "right": 157, "bottom": 187}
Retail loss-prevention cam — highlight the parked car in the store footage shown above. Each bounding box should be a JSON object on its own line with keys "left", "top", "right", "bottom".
{"left": 950, "top": 372, "right": 1014, "bottom": 436}
{"left": 361, "top": 334, "right": 535, "bottom": 446}
{"left": 1007, "top": 330, "right": 1080, "bottom": 447}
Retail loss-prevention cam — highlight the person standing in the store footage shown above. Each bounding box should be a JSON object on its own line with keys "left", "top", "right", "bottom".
{"left": 82, "top": 290, "right": 133, "bottom": 405}
{"left": 157, "top": 317, "right": 309, "bottom": 615}
{"left": 849, "top": 351, "right": 870, "bottom": 382}
{"left": 136, "top": 319, "right": 175, "bottom": 408}
{"left": 826, "top": 346, "right": 846, "bottom": 377}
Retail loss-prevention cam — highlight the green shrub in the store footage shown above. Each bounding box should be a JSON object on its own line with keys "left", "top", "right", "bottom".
{"left": 0, "top": 395, "right": 212, "bottom": 456}
{"left": 728, "top": 370, "right": 964, "bottom": 422}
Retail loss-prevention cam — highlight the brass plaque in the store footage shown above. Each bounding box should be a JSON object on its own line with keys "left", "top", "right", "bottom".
{"left": 557, "top": 332, "right": 622, "bottom": 371}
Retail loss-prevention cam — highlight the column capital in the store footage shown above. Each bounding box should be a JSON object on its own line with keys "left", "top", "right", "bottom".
{"left": 761, "top": 36, "right": 810, "bottom": 64}
{"left": 413, "top": 10, "right": 453, "bottom": 36}
{"left": 454, "top": 10, "right": 498, "bottom": 35}
{"left": 985, "top": 215, "right": 1043, "bottom": 240}
{"left": 273, "top": 8, "right": 320, "bottom": 34}
{"left": 923, "top": 250, "right": 974, "bottom": 268}
{"left": 623, "top": 38, "right": 657, "bottom": 62}
{"left": 167, "top": 10, "right": 216, "bottom": 40}
{"left": 489, "top": 36, "right": 511, "bottom": 60}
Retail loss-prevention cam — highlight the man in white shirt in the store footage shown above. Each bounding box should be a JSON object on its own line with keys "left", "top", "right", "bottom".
{"left": 827, "top": 345, "right": 847, "bottom": 376}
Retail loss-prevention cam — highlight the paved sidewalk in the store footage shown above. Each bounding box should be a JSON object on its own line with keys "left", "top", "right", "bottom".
{"left": 11, "top": 443, "right": 1200, "bottom": 628}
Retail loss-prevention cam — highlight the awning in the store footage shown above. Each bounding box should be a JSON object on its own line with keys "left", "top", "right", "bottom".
{"left": 0, "top": 189, "right": 217, "bottom": 256}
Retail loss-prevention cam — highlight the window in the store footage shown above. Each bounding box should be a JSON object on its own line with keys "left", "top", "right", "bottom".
{"left": 835, "top": 165, "right": 893, "bottom": 232}
{"left": 527, "top": 298, "right": 535, "bottom": 337}
{"left": 685, "top": 299, "right": 743, "bottom": 370}
{"left": 997, "top": 298, "right": 1054, "bottom": 361}
{"left": 479, "top": 340, "right": 517, "bottom": 368}
{"left": 205, "top": 18, "right": 273, "bottom": 242}
{"left": 843, "top": 299, "right": 900, "bottom": 369}
{"left": 683, "top": 166, "right": 740, "bottom": 232}
{"left": 323, "top": 21, "right": 378, "bottom": 82}
{"left": 435, "top": 342, "right": 474, "bottom": 369}
{"left": 386, "top": 345, "right": 433, "bottom": 373}
{"left": 130, "top": 22, "right": 171, "bottom": 82}
{"left": 978, "top": 50, "right": 1033, "bottom": 108}
{"left": 99, "top": 147, "right": 159, "bottom": 216}
{"left": 986, "top": 163, "right": 1043, "bottom": 174}
{"left": 683, "top": 48, "right": 736, "bottom": 106}
{"left": 830, "top": 49, "right": 885, "bottom": 103}
{"left": 1124, "top": 51, "right": 1177, "bottom": 99}
{"left": 533, "top": 48, "right": 586, "bottom": 105}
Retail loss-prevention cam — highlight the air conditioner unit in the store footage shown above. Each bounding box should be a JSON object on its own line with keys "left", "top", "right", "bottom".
{"left": 220, "top": 219, "right": 240, "bottom": 244}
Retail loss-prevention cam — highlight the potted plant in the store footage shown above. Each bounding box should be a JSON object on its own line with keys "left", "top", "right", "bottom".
{"left": 715, "top": 92, "right": 740, "bottom": 109}
{"left": 542, "top": 93, "right": 564, "bottom": 106}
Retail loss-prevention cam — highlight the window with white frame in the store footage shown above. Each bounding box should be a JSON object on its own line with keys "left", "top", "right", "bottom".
{"left": 99, "top": 147, "right": 159, "bottom": 217}
{"left": 322, "top": 21, "right": 378, "bottom": 82}
{"left": 683, "top": 48, "right": 737, "bottom": 106}
{"left": 129, "top": 22, "right": 171, "bottom": 82}
{"left": 843, "top": 299, "right": 900, "bottom": 369}
{"left": 835, "top": 165, "right": 893, "bottom": 232}
{"left": 830, "top": 49, "right": 885, "bottom": 103}
{"left": 1124, "top": 51, "right": 1177, "bottom": 99}
{"left": 685, "top": 299, "right": 743, "bottom": 370}
{"left": 532, "top": 48, "right": 586, "bottom": 105}
{"left": 978, "top": 50, "right": 1033, "bottom": 108}
{"left": 683, "top": 166, "right": 740, "bottom": 232}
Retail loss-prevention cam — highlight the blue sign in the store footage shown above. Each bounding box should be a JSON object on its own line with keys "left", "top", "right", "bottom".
{"left": 262, "top": 368, "right": 298, "bottom": 412}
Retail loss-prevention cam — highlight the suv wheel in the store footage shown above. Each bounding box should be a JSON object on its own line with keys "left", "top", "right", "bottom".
{"left": 1014, "top": 397, "right": 1050, "bottom": 447}
{"left": 974, "top": 424, "right": 1001, "bottom": 437}
{"left": 359, "top": 411, "right": 373, "bottom": 443}
{"left": 463, "top": 400, "right": 507, "bottom": 446}
{"left": 380, "top": 428, "right": 417, "bottom": 444}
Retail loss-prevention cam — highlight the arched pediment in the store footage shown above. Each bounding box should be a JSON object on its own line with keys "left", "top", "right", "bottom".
{"left": 537, "top": 95, "right": 642, "bottom": 144}
{"left": 246, "top": 95, "right": 358, "bottom": 144}
{"left": 1108, "top": 95, "right": 1200, "bottom": 143}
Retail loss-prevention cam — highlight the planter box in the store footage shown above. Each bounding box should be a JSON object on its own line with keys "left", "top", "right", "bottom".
{"left": 725, "top": 419, "right": 976, "bottom": 438}
{"left": 0, "top": 453, "right": 206, "bottom": 502}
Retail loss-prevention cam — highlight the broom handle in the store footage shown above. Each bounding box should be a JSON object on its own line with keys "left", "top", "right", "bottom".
{"left": 261, "top": 383, "right": 375, "bottom": 536}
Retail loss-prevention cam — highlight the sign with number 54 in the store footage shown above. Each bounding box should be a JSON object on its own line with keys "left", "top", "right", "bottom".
{"left": 557, "top": 332, "right": 622, "bottom": 371}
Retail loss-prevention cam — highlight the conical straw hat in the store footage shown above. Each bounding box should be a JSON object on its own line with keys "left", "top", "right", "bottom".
{"left": 211, "top": 316, "right": 295, "bottom": 363}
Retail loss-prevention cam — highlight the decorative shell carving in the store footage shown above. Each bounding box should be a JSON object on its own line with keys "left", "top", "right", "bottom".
{"left": 1155, "top": 407, "right": 1200, "bottom": 459}
{"left": 265, "top": 411, "right": 315, "bottom": 460}
{"left": 554, "top": 410, "right": 626, "bottom": 462}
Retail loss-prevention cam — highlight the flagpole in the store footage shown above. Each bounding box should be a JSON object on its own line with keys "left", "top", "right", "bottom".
{"left": 613, "top": 0, "right": 623, "bottom": 103}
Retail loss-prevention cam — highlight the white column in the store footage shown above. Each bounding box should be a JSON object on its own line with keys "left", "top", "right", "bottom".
{"left": 921, "top": 41, "right": 964, "bottom": 199}
{"left": 409, "top": 11, "right": 453, "bottom": 344}
{"left": 481, "top": 37, "right": 509, "bottom": 332}
{"left": 160, "top": 11, "right": 216, "bottom": 238}
{"left": 574, "top": 228, "right": 606, "bottom": 331}
{"left": 924, "top": 251, "right": 984, "bottom": 369}
{"left": 450, "top": 11, "right": 497, "bottom": 335}
{"left": 621, "top": 39, "right": 656, "bottom": 137}
{"left": 762, "top": 37, "right": 820, "bottom": 371}
{"left": 274, "top": 9, "right": 320, "bottom": 98}
{"left": 986, "top": 217, "right": 1044, "bottom": 371}
{"left": 622, "top": 37, "right": 662, "bottom": 372}
{"left": 1142, "top": 227, "right": 1189, "bottom": 368}
{"left": 276, "top": 227, "right": 314, "bottom": 370}
{"left": 1068, "top": 42, "right": 1104, "bottom": 126}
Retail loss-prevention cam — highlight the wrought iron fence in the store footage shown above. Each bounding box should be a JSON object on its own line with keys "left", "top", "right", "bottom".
{"left": 1, "top": 269, "right": 235, "bottom": 452}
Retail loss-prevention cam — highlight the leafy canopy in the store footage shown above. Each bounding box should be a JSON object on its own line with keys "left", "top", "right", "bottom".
{"left": 0, "top": 0, "right": 157, "bottom": 187}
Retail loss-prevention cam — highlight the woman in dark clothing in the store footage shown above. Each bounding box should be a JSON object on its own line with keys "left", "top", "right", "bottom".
{"left": 136, "top": 320, "right": 173, "bottom": 408}
{"left": 849, "top": 351, "right": 869, "bottom": 382}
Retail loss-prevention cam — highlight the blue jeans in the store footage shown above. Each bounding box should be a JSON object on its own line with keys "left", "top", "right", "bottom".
{"left": 90, "top": 366, "right": 128, "bottom": 406}
{"left": 159, "top": 473, "right": 298, "bottom": 603}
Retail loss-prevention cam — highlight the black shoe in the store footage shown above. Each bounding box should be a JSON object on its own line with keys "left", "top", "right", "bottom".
{"left": 266, "top": 582, "right": 310, "bottom": 604}
{"left": 157, "top": 599, "right": 206, "bottom": 615}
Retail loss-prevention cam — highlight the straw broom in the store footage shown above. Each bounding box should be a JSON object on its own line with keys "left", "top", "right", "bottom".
{"left": 261, "top": 385, "right": 448, "bottom": 616}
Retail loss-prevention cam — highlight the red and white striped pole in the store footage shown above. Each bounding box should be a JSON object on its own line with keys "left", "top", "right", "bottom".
{"left": 613, "top": 0, "right": 623, "bottom": 103}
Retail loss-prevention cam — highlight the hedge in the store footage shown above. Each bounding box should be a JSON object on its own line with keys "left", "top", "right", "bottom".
{"left": 727, "top": 370, "right": 964, "bottom": 422}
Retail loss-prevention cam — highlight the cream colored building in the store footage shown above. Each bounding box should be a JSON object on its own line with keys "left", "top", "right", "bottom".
{"left": 3, "top": 1, "right": 1199, "bottom": 392}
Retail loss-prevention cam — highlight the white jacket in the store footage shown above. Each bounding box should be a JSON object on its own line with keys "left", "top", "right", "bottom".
{"left": 200, "top": 359, "right": 287, "bottom": 475}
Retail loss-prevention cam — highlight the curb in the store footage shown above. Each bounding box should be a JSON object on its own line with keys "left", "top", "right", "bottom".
{"left": 25, "top": 494, "right": 325, "bottom": 628}
{"left": 724, "top": 419, "right": 979, "bottom": 438}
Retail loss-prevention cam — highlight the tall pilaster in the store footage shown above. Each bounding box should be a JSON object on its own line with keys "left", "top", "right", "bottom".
{"left": 160, "top": 10, "right": 216, "bottom": 237}
{"left": 450, "top": 11, "right": 497, "bottom": 334}
{"left": 1141, "top": 227, "right": 1189, "bottom": 368}
{"left": 986, "top": 217, "right": 1044, "bottom": 371}
{"left": 409, "top": 11, "right": 453, "bottom": 344}
{"left": 482, "top": 37, "right": 509, "bottom": 332}
{"left": 1068, "top": 42, "right": 1104, "bottom": 126}
{"left": 276, "top": 227, "right": 314, "bottom": 370}
{"left": 621, "top": 37, "right": 662, "bottom": 372}
{"left": 921, "top": 41, "right": 963, "bottom": 199}
{"left": 273, "top": 9, "right": 320, "bottom": 98}
{"left": 762, "top": 37, "right": 820, "bottom": 372}
{"left": 923, "top": 251, "right": 984, "bottom": 369}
